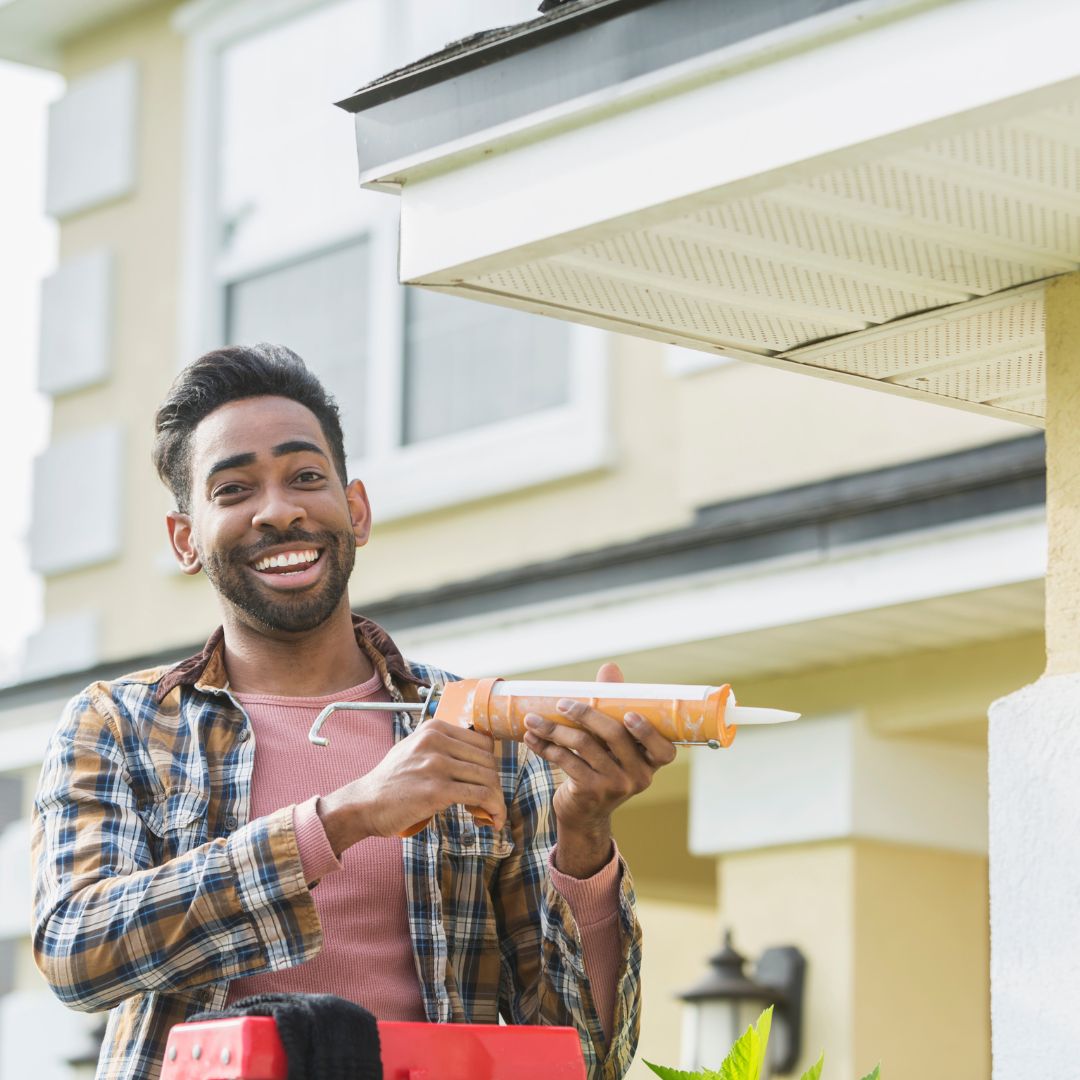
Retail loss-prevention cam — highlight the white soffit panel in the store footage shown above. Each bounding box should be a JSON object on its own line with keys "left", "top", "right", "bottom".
{"left": 378, "top": 3, "right": 1080, "bottom": 427}
{"left": 38, "top": 250, "right": 114, "bottom": 395}
{"left": 30, "top": 425, "right": 124, "bottom": 575}
{"left": 444, "top": 99, "right": 1077, "bottom": 426}
{"left": 45, "top": 59, "right": 138, "bottom": 218}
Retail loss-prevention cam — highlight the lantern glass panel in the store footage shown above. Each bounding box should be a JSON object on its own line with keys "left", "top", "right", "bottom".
{"left": 681, "top": 999, "right": 771, "bottom": 1075}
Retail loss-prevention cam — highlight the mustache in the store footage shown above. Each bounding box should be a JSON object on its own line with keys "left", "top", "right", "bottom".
{"left": 228, "top": 528, "right": 344, "bottom": 564}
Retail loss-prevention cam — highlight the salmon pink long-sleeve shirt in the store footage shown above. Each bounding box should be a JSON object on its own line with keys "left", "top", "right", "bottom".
{"left": 225, "top": 673, "right": 622, "bottom": 1035}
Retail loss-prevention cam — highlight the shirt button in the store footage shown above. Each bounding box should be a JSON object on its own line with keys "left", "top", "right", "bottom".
{"left": 224, "top": 815, "right": 238, "bottom": 830}
{"left": 236, "top": 728, "right": 250, "bottom": 742}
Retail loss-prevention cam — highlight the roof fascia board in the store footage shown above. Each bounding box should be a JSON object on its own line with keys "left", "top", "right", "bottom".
{"left": 373, "top": 0, "right": 1080, "bottom": 286}
{"left": 359, "top": 0, "right": 932, "bottom": 191}
{"left": 343, "top": 0, "right": 870, "bottom": 167}
{"left": 338, "top": 0, "right": 663, "bottom": 112}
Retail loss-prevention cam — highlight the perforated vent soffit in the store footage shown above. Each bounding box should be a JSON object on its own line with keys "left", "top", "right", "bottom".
{"left": 438, "top": 99, "right": 1080, "bottom": 426}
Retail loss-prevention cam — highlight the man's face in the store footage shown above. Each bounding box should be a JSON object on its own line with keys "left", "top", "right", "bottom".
{"left": 167, "top": 396, "right": 370, "bottom": 635}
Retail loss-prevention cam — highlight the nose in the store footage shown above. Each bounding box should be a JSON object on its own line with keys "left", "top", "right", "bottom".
{"left": 251, "top": 486, "right": 306, "bottom": 532}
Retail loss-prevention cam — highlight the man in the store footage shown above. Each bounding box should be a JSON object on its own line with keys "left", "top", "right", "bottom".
{"left": 32, "top": 344, "right": 676, "bottom": 1080}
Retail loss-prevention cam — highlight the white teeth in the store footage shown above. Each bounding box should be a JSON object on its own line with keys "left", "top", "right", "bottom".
{"left": 253, "top": 549, "right": 319, "bottom": 572}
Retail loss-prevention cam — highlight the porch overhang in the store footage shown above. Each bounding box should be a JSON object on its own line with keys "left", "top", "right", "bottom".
{"left": 342, "top": 0, "right": 1080, "bottom": 427}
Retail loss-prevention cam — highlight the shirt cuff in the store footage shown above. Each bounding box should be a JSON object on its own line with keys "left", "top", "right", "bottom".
{"left": 293, "top": 796, "right": 343, "bottom": 885}
{"left": 548, "top": 841, "right": 622, "bottom": 927}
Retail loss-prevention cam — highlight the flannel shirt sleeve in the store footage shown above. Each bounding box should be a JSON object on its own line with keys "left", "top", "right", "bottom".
{"left": 31, "top": 687, "right": 323, "bottom": 1012}
{"left": 493, "top": 745, "right": 642, "bottom": 1080}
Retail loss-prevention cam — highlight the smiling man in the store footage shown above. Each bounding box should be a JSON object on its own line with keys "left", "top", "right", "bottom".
{"left": 31, "top": 344, "right": 675, "bottom": 1080}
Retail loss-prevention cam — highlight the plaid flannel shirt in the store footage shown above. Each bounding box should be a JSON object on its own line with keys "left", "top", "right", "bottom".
{"left": 32, "top": 616, "right": 642, "bottom": 1080}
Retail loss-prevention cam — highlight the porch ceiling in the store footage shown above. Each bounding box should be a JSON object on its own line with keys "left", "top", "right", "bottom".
{"left": 355, "top": 0, "right": 1080, "bottom": 427}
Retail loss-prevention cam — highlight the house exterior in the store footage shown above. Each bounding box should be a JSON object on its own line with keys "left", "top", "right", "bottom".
{"left": 0, "top": 1, "right": 1054, "bottom": 1077}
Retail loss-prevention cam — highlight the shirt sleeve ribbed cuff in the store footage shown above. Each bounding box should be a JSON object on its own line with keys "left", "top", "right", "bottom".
{"left": 548, "top": 841, "right": 622, "bottom": 928}
{"left": 293, "top": 796, "right": 343, "bottom": 884}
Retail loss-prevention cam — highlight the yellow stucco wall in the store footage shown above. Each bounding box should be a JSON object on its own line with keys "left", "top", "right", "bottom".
{"left": 46, "top": 1, "right": 190, "bottom": 661}
{"left": 853, "top": 842, "right": 989, "bottom": 1080}
{"left": 1044, "top": 271, "right": 1080, "bottom": 677}
{"left": 714, "top": 840, "right": 988, "bottom": 1080}
{"left": 676, "top": 357, "right": 1023, "bottom": 509}
{"left": 736, "top": 632, "right": 1045, "bottom": 741}
{"left": 629, "top": 899, "right": 719, "bottom": 1080}
{"left": 719, "top": 843, "right": 858, "bottom": 1079}
{"left": 614, "top": 794, "right": 717, "bottom": 907}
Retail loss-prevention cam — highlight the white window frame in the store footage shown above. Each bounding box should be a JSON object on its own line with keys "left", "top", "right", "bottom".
{"left": 175, "top": 0, "right": 612, "bottom": 522}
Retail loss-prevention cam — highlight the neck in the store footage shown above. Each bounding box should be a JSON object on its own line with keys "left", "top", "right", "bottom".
{"left": 220, "top": 600, "right": 375, "bottom": 696}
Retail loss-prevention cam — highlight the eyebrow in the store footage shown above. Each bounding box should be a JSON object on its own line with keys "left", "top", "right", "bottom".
{"left": 204, "top": 442, "right": 328, "bottom": 484}
{"left": 272, "top": 440, "right": 328, "bottom": 460}
{"left": 206, "top": 452, "right": 256, "bottom": 482}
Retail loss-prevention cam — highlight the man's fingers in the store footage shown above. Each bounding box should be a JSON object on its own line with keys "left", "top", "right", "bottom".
{"left": 553, "top": 699, "right": 646, "bottom": 769}
{"left": 454, "top": 783, "right": 507, "bottom": 828}
{"left": 622, "top": 711, "right": 677, "bottom": 766}
{"left": 421, "top": 722, "right": 497, "bottom": 767}
{"left": 524, "top": 713, "right": 615, "bottom": 771}
{"left": 595, "top": 662, "right": 624, "bottom": 684}
{"left": 523, "top": 731, "right": 597, "bottom": 783}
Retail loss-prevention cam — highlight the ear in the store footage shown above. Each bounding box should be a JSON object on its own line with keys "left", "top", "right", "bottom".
{"left": 166, "top": 511, "right": 203, "bottom": 576}
{"left": 345, "top": 479, "right": 372, "bottom": 548}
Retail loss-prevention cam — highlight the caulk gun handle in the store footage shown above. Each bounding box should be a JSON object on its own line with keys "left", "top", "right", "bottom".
{"left": 395, "top": 684, "right": 497, "bottom": 836}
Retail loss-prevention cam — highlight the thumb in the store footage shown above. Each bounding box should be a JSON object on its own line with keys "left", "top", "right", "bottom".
{"left": 595, "top": 662, "right": 624, "bottom": 683}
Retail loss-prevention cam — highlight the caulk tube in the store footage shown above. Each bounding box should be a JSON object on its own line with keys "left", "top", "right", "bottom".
{"left": 433, "top": 678, "right": 739, "bottom": 746}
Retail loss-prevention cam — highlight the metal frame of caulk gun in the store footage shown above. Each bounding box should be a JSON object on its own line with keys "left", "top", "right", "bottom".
{"left": 307, "top": 682, "right": 727, "bottom": 750}
{"left": 308, "top": 683, "right": 440, "bottom": 747}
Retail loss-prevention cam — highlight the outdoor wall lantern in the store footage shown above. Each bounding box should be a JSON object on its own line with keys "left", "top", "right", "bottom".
{"left": 678, "top": 930, "right": 806, "bottom": 1077}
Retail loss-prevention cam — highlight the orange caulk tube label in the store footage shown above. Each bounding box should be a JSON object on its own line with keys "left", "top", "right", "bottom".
{"left": 433, "top": 679, "right": 737, "bottom": 747}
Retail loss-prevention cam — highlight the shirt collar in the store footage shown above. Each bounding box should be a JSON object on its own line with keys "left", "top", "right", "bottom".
{"left": 153, "top": 613, "right": 424, "bottom": 704}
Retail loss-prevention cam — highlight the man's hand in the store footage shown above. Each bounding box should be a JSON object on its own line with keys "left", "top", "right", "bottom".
{"left": 522, "top": 663, "right": 677, "bottom": 878}
{"left": 317, "top": 720, "right": 506, "bottom": 856}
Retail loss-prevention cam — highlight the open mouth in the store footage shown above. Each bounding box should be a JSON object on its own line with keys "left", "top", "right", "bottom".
{"left": 249, "top": 547, "right": 323, "bottom": 577}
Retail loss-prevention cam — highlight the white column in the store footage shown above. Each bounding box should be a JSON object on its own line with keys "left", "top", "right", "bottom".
{"left": 988, "top": 272, "right": 1080, "bottom": 1077}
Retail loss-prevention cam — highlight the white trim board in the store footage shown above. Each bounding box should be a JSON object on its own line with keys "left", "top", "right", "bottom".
{"left": 375, "top": 0, "right": 1080, "bottom": 283}
{"left": 391, "top": 508, "right": 1046, "bottom": 676}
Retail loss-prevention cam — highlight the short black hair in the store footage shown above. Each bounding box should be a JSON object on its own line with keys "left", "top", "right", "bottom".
{"left": 153, "top": 343, "right": 348, "bottom": 512}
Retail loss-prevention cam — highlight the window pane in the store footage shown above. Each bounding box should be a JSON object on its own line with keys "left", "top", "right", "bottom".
{"left": 402, "top": 289, "right": 571, "bottom": 445}
{"left": 219, "top": 0, "right": 389, "bottom": 267}
{"left": 226, "top": 241, "right": 369, "bottom": 458}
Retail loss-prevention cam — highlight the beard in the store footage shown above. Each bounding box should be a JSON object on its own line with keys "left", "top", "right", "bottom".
{"left": 202, "top": 526, "right": 356, "bottom": 634}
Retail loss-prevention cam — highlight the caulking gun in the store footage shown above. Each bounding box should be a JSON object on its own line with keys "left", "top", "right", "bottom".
{"left": 308, "top": 677, "right": 798, "bottom": 750}
{"left": 307, "top": 678, "right": 799, "bottom": 834}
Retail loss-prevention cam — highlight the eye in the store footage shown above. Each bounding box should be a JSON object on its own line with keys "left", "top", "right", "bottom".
{"left": 295, "top": 469, "right": 326, "bottom": 484}
{"left": 212, "top": 483, "right": 248, "bottom": 500}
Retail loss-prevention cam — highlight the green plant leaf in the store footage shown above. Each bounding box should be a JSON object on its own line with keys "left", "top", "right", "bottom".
{"left": 858, "top": 1067, "right": 881, "bottom": 1080}
{"left": 642, "top": 1061, "right": 704, "bottom": 1080}
{"left": 714, "top": 1006, "right": 773, "bottom": 1080}
{"left": 798, "top": 1052, "right": 824, "bottom": 1080}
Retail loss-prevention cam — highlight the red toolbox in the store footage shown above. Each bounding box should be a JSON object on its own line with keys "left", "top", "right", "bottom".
{"left": 161, "top": 1015, "right": 587, "bottom": 1080}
